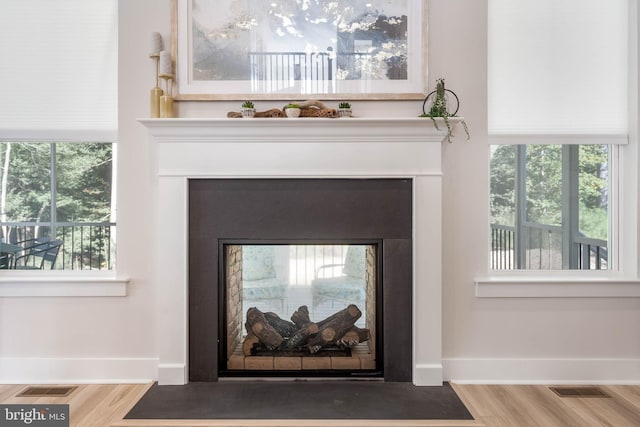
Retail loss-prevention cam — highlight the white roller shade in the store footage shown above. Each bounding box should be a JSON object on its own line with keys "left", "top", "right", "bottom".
{"left": 488, "top": 0, "right": 629, "bottom": 135}
{"left": 0, "top": 0, "right": 118, "bottom": 142}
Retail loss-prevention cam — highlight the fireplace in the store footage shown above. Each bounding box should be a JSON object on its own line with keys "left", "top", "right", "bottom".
{"left": 223, "top": 243, "right": 380, "bottom": 375}
{"left": 189, "top": 179, "right": 412, "bottom": 380}
{"left": 139, "top": 117, "right": 448, "bottom": 386}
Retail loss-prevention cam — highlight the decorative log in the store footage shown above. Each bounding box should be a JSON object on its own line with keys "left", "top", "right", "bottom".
{"left": 242, "top": 333, "right": 260, "bottom": 356}
{"left": 227, "top": 108, "right": 286, "bottom": 118}
{"left": 298, "top": 100, "right": 338, "bottom": 118}
{"left": 245, "top": 307, "right": 283, "bottom": 350}
{"left": 299, "top": 107, "right": 337, "bottom": 118}
{"left": 336, "top": 326, "right": 370, "bottom": 347}
{"left": 290, "top": 305, "right": 311, "bottom": 328}
{"left": 307, "top": 304, "right": 361, "bottom": 353}
{"left": 264, "top": 312, "right": 297, "bottom": 338}
{"left": 284, "top": 322, "right": 319, "bottom": 349}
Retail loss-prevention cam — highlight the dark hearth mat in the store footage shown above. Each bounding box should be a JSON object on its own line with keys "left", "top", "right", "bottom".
{"left": 125, "top": 381, "right": 474, "bottom": 420}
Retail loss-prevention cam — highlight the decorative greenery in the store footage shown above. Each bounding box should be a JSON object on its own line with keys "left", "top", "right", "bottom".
{"left": 241, "top": 101, "right": 254, "bottom": 109}
{"left": 420, "top": 78, "right": 470, "bottom": 143}
{"left": 338, "top": 102, "right": 351, "bottom": 109}
{"left": 285, "top": 103, "right": 301, "bottom": 109}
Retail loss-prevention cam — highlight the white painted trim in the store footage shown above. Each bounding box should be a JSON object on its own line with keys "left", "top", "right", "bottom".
{"left": 141, "top": 117, "right": 447, "bottom": 385}
{"left": 0, "top": 357, "right": 157, "bottom": 384}
{"left": 0, "top": 274, "right": 129, "bottom": 297}
{"left": 444, "top": 358, "right": 640, "bottom": 384}
{"left": 158, "top": 172, "right": 444, "bottom": 178}
{"left": 138, "top": 117, "right": 459, "bottom": 144}
{"left": 158, "top": 363, "right": 188, "bottom": 386}
{"left": 413, "top": 364, "right": 444, "bottom": 386}
{"left": 475, "top": 277, "right": 640, "bottom": 298}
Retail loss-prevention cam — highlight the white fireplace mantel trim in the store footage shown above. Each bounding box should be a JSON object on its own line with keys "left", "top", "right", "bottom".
{"left": 140, "top": 117, "right": 450, "bottom": 386}
{"left": 138, "top": 117, "right": 458, "bottom": 144}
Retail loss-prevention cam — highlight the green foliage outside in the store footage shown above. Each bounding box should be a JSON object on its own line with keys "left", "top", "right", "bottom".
{"left": 490, "top": 144, "right": 608, "bottom": 241}
{"left": 0, "top": 142, "right": 112, "bottom": 223}
{"left": 0, "top": 142, "right": 114, "bottom": 269}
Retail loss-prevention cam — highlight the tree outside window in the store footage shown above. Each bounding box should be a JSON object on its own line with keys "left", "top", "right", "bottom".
{"left": 0, "top": 142, "right": 115, "bottom": 270}
{"left": 490, "top": 144, "right": 608, "bottom": 270}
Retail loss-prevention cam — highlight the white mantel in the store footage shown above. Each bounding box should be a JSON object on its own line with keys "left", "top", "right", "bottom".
{"left": 139, "top": 117, "right": 453, "bottom": 386}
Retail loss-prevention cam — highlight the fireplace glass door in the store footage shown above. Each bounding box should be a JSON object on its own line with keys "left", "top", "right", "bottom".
{"left": 222, "top": 243, "right": 380, "bottom": 376}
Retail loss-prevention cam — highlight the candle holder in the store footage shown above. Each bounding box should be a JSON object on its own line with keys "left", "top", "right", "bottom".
{"left": 159, "top": 73, "right": 174, "bottom": 118}
{"left": 149, "top": 53, "right": 164, "bottom": 118}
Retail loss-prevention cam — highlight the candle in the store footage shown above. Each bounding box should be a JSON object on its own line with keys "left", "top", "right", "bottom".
{"left": 159, "top": 50, "right": 173, "bottom": 75}
{"left": 150, "top": 32, "right": 163, "bottom": 54}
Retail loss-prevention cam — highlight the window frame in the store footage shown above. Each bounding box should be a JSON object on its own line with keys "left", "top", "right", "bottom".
{"left": 477, "top": 0, "right": 640, "bottom": 297}
{"left": 0, "top": 140, "right": 126, "bottom": 296}
{"left": 0, "top": 0, "right": 127, "bottom": 296}
{"left": 477, "top": 136, "right": 640, "bottom": 297}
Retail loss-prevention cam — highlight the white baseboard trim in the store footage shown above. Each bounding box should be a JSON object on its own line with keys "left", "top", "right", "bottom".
{"left": 413, "top": 363, "right": 444, "bottom": 385}
{"left": 0, "top": 357, "right": 157, "bottom": 384}
{"left": 158, "top": 363, "right": 187, "bottom": 385}
{"left": 443, "top": 358, "right": 640, "bottom": 384}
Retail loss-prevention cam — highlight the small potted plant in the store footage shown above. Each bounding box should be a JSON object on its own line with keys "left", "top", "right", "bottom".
{"left": 337, "top": 102, "right": 352, "bottom": 118}
{"left": 420, "top": 78, "right": 469, "bottom": 143}
{"left": 241, "top": 101, "right": 255, "bottom": 118}
{"left": 284, "top": 103, "right": 301, "bottom": 118}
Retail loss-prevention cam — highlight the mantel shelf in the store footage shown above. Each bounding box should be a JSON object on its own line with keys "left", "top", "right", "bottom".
{"left": 138, "top": 117, "right": 463, "bottom": 144}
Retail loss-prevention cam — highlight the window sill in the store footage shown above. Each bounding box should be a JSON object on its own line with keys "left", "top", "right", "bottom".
{"left": 0, "top": 271, "right": 128, "bottom": 297}
{"left": 475, "top": 275, "right": 640, "bottom": 298}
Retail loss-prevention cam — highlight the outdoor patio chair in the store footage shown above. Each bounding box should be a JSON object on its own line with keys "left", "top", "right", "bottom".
{"left": 14, "top": 239, "right": 63, "bottom": 270}
{"left": 0, "top": 253, "right": 13, "bottom": 269}
{"left": 241, "top": 246, "right": 287, "bottom": 314}
{"left": 311, "top": 245, "right": 366, "bottom": 310}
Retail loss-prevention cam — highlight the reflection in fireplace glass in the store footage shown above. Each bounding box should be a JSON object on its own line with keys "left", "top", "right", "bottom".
{"left": 224, "top": 244, "right": 378, "bottom": 374}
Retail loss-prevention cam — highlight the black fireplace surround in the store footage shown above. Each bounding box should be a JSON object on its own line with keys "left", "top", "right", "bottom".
{"left": 189, "top": 179, "right": 413, "bottom": 381}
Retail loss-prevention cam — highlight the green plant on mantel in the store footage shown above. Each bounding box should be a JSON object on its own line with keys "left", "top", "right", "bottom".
{"left": 420, "top": 78, "right": 470, "bottom": 143}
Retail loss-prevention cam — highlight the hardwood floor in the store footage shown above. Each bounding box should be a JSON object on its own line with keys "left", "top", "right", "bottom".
{"left": 452, "top": 384, "right": 640, "bottom": 427}
{"left": 0, "top": 383, "right": 639, "bottom": 427}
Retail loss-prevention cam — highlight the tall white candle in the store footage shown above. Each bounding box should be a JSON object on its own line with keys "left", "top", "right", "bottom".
{"left": 150, "top": 32, "right": 163, "bottom": 54}
{"left": 159, "top": 51, "right": 173, "bottom": 75}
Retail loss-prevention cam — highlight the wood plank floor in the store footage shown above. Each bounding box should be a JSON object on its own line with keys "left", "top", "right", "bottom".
{"left": 1, "top": 383, "right": 639, "bottom": 427}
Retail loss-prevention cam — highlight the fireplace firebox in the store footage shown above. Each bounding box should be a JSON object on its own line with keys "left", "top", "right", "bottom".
{"left": 189, "top": 179, "right": 413, "bottom": 381}
{"left": 222, "top": 243, "right": 381, "bottom": 376}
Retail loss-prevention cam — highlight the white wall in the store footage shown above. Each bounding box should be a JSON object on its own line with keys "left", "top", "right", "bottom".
{"left": 0, "top": 0, "right": 638, "bottom": 383}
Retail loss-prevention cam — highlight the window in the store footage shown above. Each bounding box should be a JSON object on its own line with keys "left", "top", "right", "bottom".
{"left": 0, "top": 142, "right": 115, "bottom": 270}
{"left": 0, "top": 0, "right": 117, "bottom": 272}
{"left": 490, "top": 144, "right": 609, "bottom": 270}
{"left": 488, "top": 0, "right": 629, "bottom": 272}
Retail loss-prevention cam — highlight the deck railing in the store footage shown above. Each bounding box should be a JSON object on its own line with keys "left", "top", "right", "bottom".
{"left": 490, "top": 223, "right": 607, "bottom": 270}
{"left": 248, "top": 51, "right": 333, "bottom": 93}
{"left": 1, "top": 222, "right": 115, "bottom": 270}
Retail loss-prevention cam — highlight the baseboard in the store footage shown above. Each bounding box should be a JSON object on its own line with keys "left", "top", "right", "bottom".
{"left": 443, "top": 357, "right": 640, "bottom": 384}
{"left": 413, "top": 363, "right": 444, "bottom": 385}
{"left": 158, "top": 363, "right": 187, "bottom": 385}
{"left": 0, "top": 357, "right": 157, "bottom": 383}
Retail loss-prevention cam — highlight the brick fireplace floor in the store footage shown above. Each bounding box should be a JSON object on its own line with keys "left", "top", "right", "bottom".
{"left": 228, "top": 342, "right": 376, "bottom": 371}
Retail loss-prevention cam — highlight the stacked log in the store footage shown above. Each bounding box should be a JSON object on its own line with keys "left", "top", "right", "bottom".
{"left": 242, "top": 304, "right": 369, "bottom": 355}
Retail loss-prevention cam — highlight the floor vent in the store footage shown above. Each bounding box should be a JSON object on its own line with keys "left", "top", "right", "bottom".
{"left": 550, "top": 386, "right": 610, "bottom": 398}
{"left": 16, "top": 386, "right": 77, "bottom": 397}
